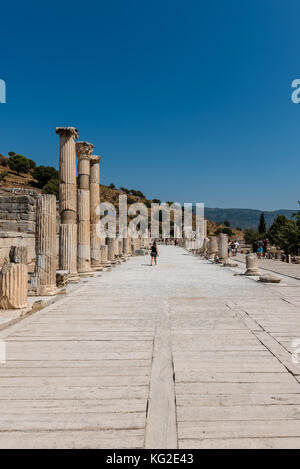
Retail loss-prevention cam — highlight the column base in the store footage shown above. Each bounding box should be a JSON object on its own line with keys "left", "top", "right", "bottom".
{"left": 37, "top": 286, "right": 58, "bottom": 296}
{"left": 78, "top": 270, "right": 95, "bottom": 277}
{"left": 68, "top": 274, "right": 81, "bottom": 283}
{"left": 245, "top": 269, "right": 261, "bottom": 276}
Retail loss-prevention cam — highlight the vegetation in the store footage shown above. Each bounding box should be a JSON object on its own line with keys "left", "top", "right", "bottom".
{"left": 8, "top": 153, "right": 36, "bottom": 175}
{"left": 244, "top": 228, "right": 259, "bottom": 244}
{"left": 120, "top": 187, "right": 130, "bottom": 194}
{"left": 33, "top": 165, "right": 59, "bottom": 189}
{"left": 109, "top": 183, "right": 115, "bottom": 189}
{"left": 258, "top": 212, "right": 266, "bottom": 234}
{"left": 215, "top": 226, "right": 233, "bottom": 236}
{"left": 267, "top": 208, "right": 300, "bottom": 255}
{"left": 0, "top": 170, "right": 8, "bottom": 181}
{"left": 42, "top": 178, "right": 60, "bottom": 198}
{"left": 129, "top": 189, "right": 146, "bottom": 199}
{"left": 224, "top": 220, "right": 230, "bottom": 227}
{"left": 152, "top": 198, "right": 161, "bottom": 204}
{"left": 0, "top": 155, "right": 8, "bottom": 166}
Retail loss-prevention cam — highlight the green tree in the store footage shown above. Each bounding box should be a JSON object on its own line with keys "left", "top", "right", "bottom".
{"left": 258, "top": 212, "right": 266, "bottom": 234}
{"left": 33, "top": 165, "right": 59, "bottom": 189}
{"left": 268, "top": 215, "right": 288, "bottom": 245}
{"left": 8, "top": 154, "right": 33, "bottom": 175}
{"left": 152, "top": 199, "right": 161, "bottom": 204}
{"left": 42, "top": 178, "right": 60, "bottom": 198}
{"left": 109, "top": 183, "right": 115, "bottom": 189}
{"left": 215, "top": 227, "right": 233, "bottom": 236}
{"left": 244, "top": 228, "right": 259, "bottom": 244}
{"left": 224, "top": 220, "right": 230, "bottom": 227}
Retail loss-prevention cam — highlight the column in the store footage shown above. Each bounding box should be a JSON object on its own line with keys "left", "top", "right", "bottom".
{"left": 56, "top": 127, "right": 79, "bottom": 281}
{"left": 35, "top": 194, "right": 57, "bottom": 295}
{"left": 245, "top": 253, "right": 261, "bottom": 276}
{"left": 107, "top": 237, "right": 116, "bottom": 263}
{"left": 101, "top": 245, "right": 108, "bottom": 264}
{"left": 207, "top": 236, "right": 218, "bottom": 259}
{"left": 218, "top": 233, "right": 228, "bottom": 263}
{"left": 76, "top": 141, "right": 94, "bottom": 276}
{"left": 90, "top": 155, "right": 101, "bottom": 269}
{"left": 0, "top": 263, "right": 28, "bottom": 309}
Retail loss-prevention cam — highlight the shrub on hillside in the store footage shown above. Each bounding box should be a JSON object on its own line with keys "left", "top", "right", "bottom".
{"left": 0, "top": 155, "right": 8, "bottom": 166}
{"left": 0, "top": 170, "right": 8, "bottom": 181}
{"left": 8, "top": 154, "right": 35, "bottom": 175}
{"left": 33, "top": 165, "right": 59, "bottom": 189}
{"left": 42, "top": 178, "right": 60, "bottom": 198}
{"left": 215, "top": 227, "right": 233, "bottom": 236}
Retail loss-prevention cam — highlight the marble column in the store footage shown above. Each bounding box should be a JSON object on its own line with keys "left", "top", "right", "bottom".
{"left": 107, "top": 237, "right": 116, "bottom": 263}
{"left": 90, "top": 155, "right": 101, "bottom": 269}
{"left": 245, "top": 253, "right": 261, "bottom": 276}
{"left": 56, "top": 127, "right": 79, "bottom": 281}
{"left": 207, "top": 236, "right": 218, "bottom": 259}
{"left": 35, "top": 194, "right": 57, "bottom": 295}
{"left": 218, "top": 233, "right": 228, "bottom": 263}
{"left": 0, "top": 263, "right": 28, "bottom": 309}
{"left": 76, "top": 142, "right": 94, "bottom": 276}
{"left": 101, "top": 245, "right": 108, "bottom": 264}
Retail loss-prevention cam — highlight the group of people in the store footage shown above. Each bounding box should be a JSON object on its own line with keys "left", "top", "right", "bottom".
{"left": 228, "top": 240, "right": 240, "bottom": 257}
{"left": 252, "top": 238, "right": 268, "bottom": 258}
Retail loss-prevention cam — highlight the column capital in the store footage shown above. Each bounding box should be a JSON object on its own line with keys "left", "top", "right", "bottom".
{"left": 76, "top": 141, "right": 94, "bottom": 160}
{"left": 56, "top": 127, "right": 78, "bottom": 138}
{"left": 91, "top": 155, "right": 101, "bottom": 165}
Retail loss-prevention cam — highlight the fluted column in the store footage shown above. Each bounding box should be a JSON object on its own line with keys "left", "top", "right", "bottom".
{"left": 0, "top": 263, "right": 28, "bottom": 309}
{"left": 76, "top": 142, "right": 94, "bottom": 276}
{"left": 90, "top": 155, "right": 101, "bottom": 269}
{"left": 56, "top": 127, "right": 79, "bottom": 281}
{"left": 35, "top": 194, "right": 57, "bottom": 295}
{"left": 101, "top": 245, "right": 108, "bottom": 264}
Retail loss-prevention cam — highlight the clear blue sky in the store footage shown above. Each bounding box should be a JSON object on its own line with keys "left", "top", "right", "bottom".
{"left": 1, "top": 0, "right": 300, "bottom": 210}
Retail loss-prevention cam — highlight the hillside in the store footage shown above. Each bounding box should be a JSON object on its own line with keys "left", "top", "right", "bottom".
{"left": 204, "top": 207, "right": 297, "bottom": 230}
{"left": 0, "top": 154, "right": 243, "bottom": 239}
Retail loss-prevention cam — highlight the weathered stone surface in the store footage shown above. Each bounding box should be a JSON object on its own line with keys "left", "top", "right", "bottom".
{"left": 57, "top": 126, "right": 79, "bottom": 280}
{"left": 100, "top": 245, "right": 108, "bottom": 264}
{"left": 90, "top": 156, "right": 101, "bottom": 267}
{"left": 0, "top": 263, "right": 28, "bottom": 309}
{"left": 218, "top": 233, "right": 228, "bottom": 263}
{"left": 135, "top": 249, "right": 147, "bottom": 256}
{"left": 76, "top": 142, "right": 94, "bottom": 276}
{"left": 9, "top": 246, "right": 27, "bottom": 264}
{"left": 56, "top": 270, "right": 69, "bottom": 287}
{"left": 207, "top": 236, "right": 218, "bottom": 259}
{"left": 35, "top": 195, "right": 57, "bottom": 296}
{"left": 245, "top": 253, "right": 261, "bottom": 276}
{"left": 259, "top": 274, "right": 281, "bottom": 284}
{"left": 107, "top": 238, "right": 116, "bottom": 261}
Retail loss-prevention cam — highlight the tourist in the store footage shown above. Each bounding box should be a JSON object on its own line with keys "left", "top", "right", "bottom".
{"left": 150, "top": 241, "right": 159, "bottom": 265}
{"left": 257, "top": 240, "right": 263, "bottom": 258}
{"left": 263, "top": 238, "right": 268, "bottom": 258}
{"left": 252, "top": 240, "right": 258, "bottom": 254}
{"left": 234, "top": 240, "right": 239, "bottom": 256}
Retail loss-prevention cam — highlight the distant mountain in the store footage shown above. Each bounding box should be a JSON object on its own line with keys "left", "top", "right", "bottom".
{"left": 203, "top": 207, "right": 297, "bottom": 230}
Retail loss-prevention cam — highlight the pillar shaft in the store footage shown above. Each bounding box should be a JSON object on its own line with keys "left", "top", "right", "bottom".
{"left": 56, "top": 127, "right": 78, "bottom": 278}
{"left": 90, "top": 155, "right": 101, "bottom": 267}
{"left": 218, "top": 233, "right": 228, "bottom": 263}
{"left": 107, "top": 237, "right": 116, "bottom": 261}
{"left": 35, "top": 195, "right": 57, "bottom": 295}
{"left": 76, "top": 142, "right": 94, "bottom": 274}
{"left": 0, "top": 263, "right": 28, "bottom": 309}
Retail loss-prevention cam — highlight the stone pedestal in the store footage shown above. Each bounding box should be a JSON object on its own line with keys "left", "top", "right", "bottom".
{"left": 90, "top": 155, "right": 101, "bottom": 269}
{"left": 35, "top": 194, "right": 57, "bottom": 296}
{"left": 0, "top": 263, "right": 28, "bottom": 309}
{"left": 218, "top": 233, "right": 228, "bottom": 263}
{"left": 207, "top": 236, "right": 218, "bottom": 259}
{"left": 76, "top": 142, "right": 94, "bottom": 277}
{"left": 56, "top": 127, "right": 79, "bottom": 281}
{"left": 245, "top": 253, "right": 261, "bottom": 276}
{"left": 9, "top": 246, "right": 27, "bottom": 264}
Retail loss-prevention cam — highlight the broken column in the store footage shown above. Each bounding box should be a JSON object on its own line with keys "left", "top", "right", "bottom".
{"left": 244, "top": 253, "right": 261, "bottom": 276}
{"left": 207, "top": 236, "right": 218, "bottom": 259}
{"left": 218, "top": 233, "right": 228, "bottom": 263}
{"left": 107, "top": 237, "right": 116, "bottom": 264}
{"left": 35, "top": 194, "right": 57, "bottom": 295}
{"left": 76, "top": 142, "right": 94, "bottom": 276}
{"left": 90, "top": 155, "right": 101, "bottom": 269}
{"left": 0, "top": 263, "right": 28, "bottom": 309}
{"left": 56, "top": 127, "right": 79, "bottom": 281}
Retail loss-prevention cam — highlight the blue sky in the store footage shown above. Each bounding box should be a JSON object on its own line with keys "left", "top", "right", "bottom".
{"left": 0, "top": 0, "right": 300, "bottom": 210}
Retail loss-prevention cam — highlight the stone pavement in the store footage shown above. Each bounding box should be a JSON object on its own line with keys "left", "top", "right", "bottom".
{"left": 235, "top": 252, "right": 300, "bottom": 281}
{"left": 0, "top": 246, "right": 300, "bottom": 448}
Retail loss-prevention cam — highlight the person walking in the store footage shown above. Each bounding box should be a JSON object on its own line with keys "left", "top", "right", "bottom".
{"left": 150, "top": 241, "right": 159, "bottom": 266}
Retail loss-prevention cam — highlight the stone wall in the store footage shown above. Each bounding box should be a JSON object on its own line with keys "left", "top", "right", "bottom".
{"left": 0, "top": 195, "right": 36, "bottom": 233}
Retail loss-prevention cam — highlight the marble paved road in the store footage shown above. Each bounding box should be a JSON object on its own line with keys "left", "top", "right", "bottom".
{"left": 0, "top": 246, "right": 300, "bottom": 448}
